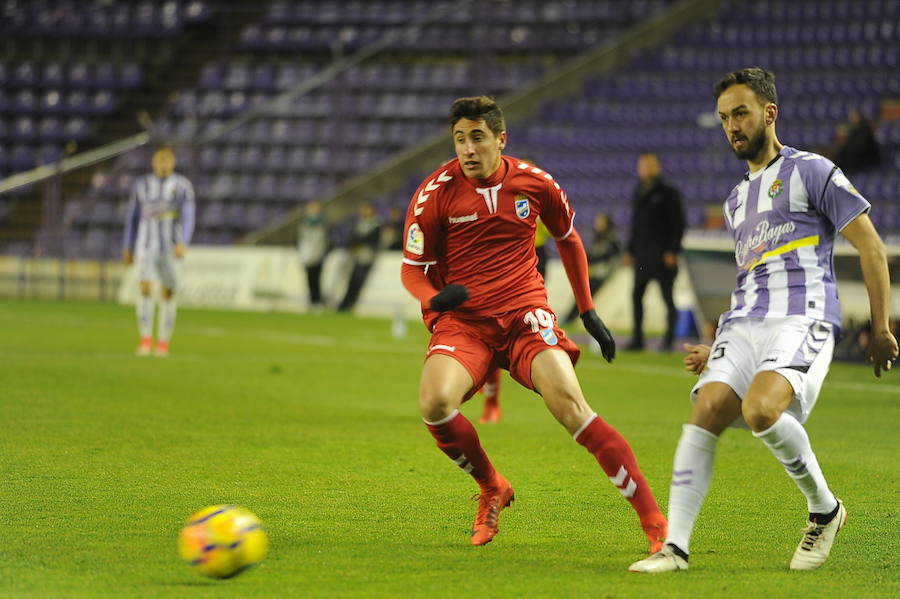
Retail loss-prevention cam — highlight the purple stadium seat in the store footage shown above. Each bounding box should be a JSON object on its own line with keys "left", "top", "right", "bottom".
{"left": 64, "top": 117, "right": 91, "bottom": 141}
{"left": 132, "top": 2, "right": 158, "bottom": 36}
{"left": 245, "top": 120, "right": 272, "bottom": 144}
{"left": 251, "top": 65, "right": 275, "bottom": 92}
{"left": 94, "top": 63, "right": 116, "bottom": 89}
{"left": 225, "top": 64, "right": 250, "bottom": 90}
{"left": 172, "top": 90, "right": 197, "bottom": 116}
{"left": 263, "top": 146, "right": 287, "bottom": 171}
{"left": 11, "top": 116, "right": 37, "bottom": 142}
{"left": 257, "top": 173, "right": 279, "bottom": 201}
{"left": 67, "top": 63, "right": 92, "bottom": 89}
{"left": 40, "top": 62, "right": 66, "bottom": 88}
{"left": 200, "top": 201, "right": 226, "bottom": 228}
{"left": 197, "top": 145, "right": 219, "bottom": 170}
{"left": 10, "top": 144, "right": 36, "bottom": 171}
{"left": 12, "top": 89, "right": 38, "bottom": 114}
{"left": 240, "top": 145, "right": 264, "bottom": 171}
{"left": 12, "top": 62, "right": 37, "bottom": 87}
{"left": 209, "top": 172, "right": 234, "bottom": 200}
{"left": 199, "top": 90, "right": 227, "bottom": 117}
{"left": 220, "top": 146, "right": 242, "bottom": 171}
{"left": 199, "top": 63, "right": 225, "bottom": 89}
{"left": 114, "top": 62, "right": 140, "bottom": 89}
{"left": 90, "top": 90, "right": 117, "bottom": 115}
{"left": 66, "top": 90, "right": 90, "bottom": 115}
{"left": 38, "top": 90, "right": 65, "bottom": 115}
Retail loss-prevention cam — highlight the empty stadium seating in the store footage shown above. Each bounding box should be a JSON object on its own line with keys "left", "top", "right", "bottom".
{"left": 6, "top": 0, "right": 900, "bottom": 258}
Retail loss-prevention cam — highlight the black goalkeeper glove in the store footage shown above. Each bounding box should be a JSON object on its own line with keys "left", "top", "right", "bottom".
{"left": 429, "top": 284, "right": 469, "bottom": 312}
{"left": 580, "top": 309, "right": 615, "bottom": 363}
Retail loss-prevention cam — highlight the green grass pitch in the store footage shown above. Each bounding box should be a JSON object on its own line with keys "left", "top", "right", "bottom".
{"left": 1, "top": 299, "right": 898, "bottom": 598}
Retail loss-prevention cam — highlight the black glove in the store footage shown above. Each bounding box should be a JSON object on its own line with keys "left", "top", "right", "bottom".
{"left": 429, "top": 284, "right": 469, "bottom": 312}
{"left": 580, "top": 309, "right": 615, "bottom": 363}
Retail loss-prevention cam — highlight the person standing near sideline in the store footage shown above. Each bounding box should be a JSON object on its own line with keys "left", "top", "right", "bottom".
{"left": 123, "top": 146, "right": 195, "bottom": 357}
{"left": 401, "top": 95, "right": 667, "bottom": 553}
{"left": 624, "top": 152, "right": 685, "bottom": 351}
{"left": 337, "top": 202, "right": 382, "bottom": 312}
{"left": 298, "top": 199, "right": 329, "bottom": 312}
{"left": 629, "top": 67, "right": 898, "bottom": 573}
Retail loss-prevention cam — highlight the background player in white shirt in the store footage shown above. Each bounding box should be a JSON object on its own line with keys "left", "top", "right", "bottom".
{"left": 630, "top": 68, "right": 898, "bottom": 573}
{"left": 122, "top": 146, "right": 195, "bottom": 357}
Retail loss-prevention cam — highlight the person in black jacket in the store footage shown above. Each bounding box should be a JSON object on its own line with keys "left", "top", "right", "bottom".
{"left": 624, "top": 153, "right": 685, "bottom": 351}
{"left": 338, "top": 202, "right": 382, "bottom": 312}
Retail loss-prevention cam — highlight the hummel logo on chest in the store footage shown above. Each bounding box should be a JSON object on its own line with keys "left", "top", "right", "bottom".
{"left": 449, "top": 212, "right": 478, "bottom": 224}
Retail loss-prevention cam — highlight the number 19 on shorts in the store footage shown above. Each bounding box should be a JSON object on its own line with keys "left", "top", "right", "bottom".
{"left": 524, "top": 309, "right": 559, "bottom": 346}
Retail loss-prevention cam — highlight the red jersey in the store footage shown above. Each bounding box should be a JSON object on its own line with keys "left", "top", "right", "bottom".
{"left": 402, "top": 155, "right": 576, "bottom": 325}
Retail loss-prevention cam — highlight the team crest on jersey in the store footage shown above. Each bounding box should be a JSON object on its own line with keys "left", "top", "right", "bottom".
{"left": 406, "top": 223, "right": 424, "bottom": 255}
{"left": 768, "top": 179, "right": 784, "bottom": 199}
{"left": 515, "top": 195, "right": 531, "bottom": 219}
{"left": 540, "top": 328, "right": 558, "bottom": 346}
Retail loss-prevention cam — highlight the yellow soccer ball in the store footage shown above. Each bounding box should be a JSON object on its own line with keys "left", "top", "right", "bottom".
{"left": 178, "top": 505, "right": 269, "bottom": 579}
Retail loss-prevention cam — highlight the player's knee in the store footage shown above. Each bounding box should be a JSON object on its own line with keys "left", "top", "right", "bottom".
{"left": 741, "top": 398, "right": 780, "bottom": 432}
{"left": 162, "top": 288, "right": 175, "bottom": 300}
{"left": 543, "top": 386, "right": 591, "bottom": 431}
{"left": 139, "top": 282, "right": 152, "bottom": 296}
{"left": 418, "top": 387, "right": 460, "bottom": 422}
{"left": 690, "top": 387, "right": 740, "bottom": 434}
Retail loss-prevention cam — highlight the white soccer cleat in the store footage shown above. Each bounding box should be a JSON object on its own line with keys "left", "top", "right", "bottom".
{"left": 628, "top": 546, "right": 688, "bottom": 573}
{"left": 790, "top": 500, "right": 847, "bottom": 570}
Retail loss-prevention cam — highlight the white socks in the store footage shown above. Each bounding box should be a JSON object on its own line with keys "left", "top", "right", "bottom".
{"left": 666, "top": 424, "right": 718, "bottom": 554}
{"left": 753, "top": 413, "right": 837, "bottom": 515}
{"left": 158, "top": 298, "right": 178, "bottom": 343}
{"left": 136, "top": 295, "right": 154, "bottom": 338}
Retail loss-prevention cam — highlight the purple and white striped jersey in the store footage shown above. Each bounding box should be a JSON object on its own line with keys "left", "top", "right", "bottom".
{"left": 719, "top": 146, "right": 870, "bottom": 334}
{"left": 122, "top": 173, "right": 196, "bottom": 254}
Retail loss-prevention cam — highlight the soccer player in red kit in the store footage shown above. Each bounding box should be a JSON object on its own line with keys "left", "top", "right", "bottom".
{"left": 401, "top": 96, "right": 667, "bottom": 556}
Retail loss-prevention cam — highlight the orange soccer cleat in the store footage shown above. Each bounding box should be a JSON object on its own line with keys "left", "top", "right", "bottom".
{"left": 136, "top": 336, "right": 153, "bottom": 356}
{"left": 641, "top": 512, "right": 669, "bottom": 555}
{"left": 154, "top": 340, "right": 170, "bottom": 357}
{"left": 478, "top": 400, "right": 501, "bottom": 423}
{"left": 470, "top": 477, "right": 515, "bottom": 546}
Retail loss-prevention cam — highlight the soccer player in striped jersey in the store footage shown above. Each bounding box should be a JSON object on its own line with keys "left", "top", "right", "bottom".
{"left": 630, "top": 68, "right": 898, "bottom": 573}
{"left": 122, "top": 146, "right": 195, "bottom": 357}
{"left": 402, "top": 96, "right": 667, "bottom": 554}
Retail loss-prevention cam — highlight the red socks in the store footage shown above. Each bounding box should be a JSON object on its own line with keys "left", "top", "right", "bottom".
{"left": 575, "top": 414, "right": 661, "bottom": 520}
{"left": 425, "top": 410, "right": 499, "bottom": 490}
{"left": 482, "top": 368, "right": 501, "bottom": 405}
{"left": 425, "top": 409, "right": 662, "bottom": 523}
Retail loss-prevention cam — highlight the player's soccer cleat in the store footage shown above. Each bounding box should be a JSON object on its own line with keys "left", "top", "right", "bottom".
{"left": 470, "top": 477, "right": 515, "bottom": 546}
{"left": 478, "top": 402, "right": 501, "bottom": 423}
{"left": 790, "top": 500, "right": 847, "bottom": 570}
{"left": 641, "top": 512, "right": 668, "bottom": 554}
{"left": 136, "top": 336, "right": 153, "bottom": 356}
{"left": 154, "top": 340, "right": 170, "bottom": 357}
{"left": 628, "top": 545, "right": 689, "bottom": 573}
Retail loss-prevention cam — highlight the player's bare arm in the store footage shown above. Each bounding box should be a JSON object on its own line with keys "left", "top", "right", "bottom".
{"left": 174, "top": 243, "right": 186, "bottom": 259}
{"left": 682, "top": 343, "right": 709, "bottom": 374}
{"left": 841, "top": 213, "right": 899, "bottom": 377}
{"left": 123, "top": 249, "right": 134, "bottom": 264}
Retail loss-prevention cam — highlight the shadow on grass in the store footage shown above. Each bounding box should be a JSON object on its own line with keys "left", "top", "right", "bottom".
{"left": 152, "top": 580, "right": 221, "bottom": 587}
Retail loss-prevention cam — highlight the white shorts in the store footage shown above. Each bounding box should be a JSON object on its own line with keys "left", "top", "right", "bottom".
{"left": 691, "top": 316, "right": 834, "bottom": 429}
{"left": 136, "top": 251, "right": 179, "bottom": 290}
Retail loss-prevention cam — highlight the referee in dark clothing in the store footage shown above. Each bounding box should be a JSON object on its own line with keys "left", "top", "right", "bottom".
{"left": 624, "top": 152, "right": 685, "bottom": 351}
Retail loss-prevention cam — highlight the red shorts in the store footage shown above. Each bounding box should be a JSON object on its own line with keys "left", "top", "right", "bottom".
{"left": 425, "top": 305, "right": 581, "bottom": 400}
